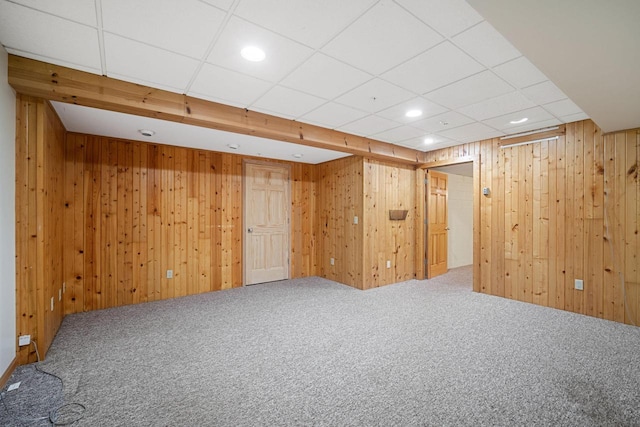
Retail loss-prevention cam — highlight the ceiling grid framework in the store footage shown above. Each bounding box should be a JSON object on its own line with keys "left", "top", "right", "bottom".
{"left": 0, "top": 0, "right": 599, "bottom": 162}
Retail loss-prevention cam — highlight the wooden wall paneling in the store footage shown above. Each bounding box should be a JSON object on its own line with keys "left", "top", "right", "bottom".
{"left": 116, "top": 140, "right": 133, "bottom": 307}
{"left": 231, "top": 157, "right": 243, "bottom": 288}
{"left": 554, "top": 135, "right": 567, "bottom": 311}
{"left": 532, "top": 140, "right": 549, "bottom": 306}
{"left": 503, "top": 147, "right": 514, "bottom": 299}
{"left": 186, "top": 150, "right": 199, "bottom": 296}
{"left": 146, "top": 144, "right": 162, "bottom": 301}
{"left": 83, "top": 136, "right": 100, "bottom": 312}
{"left": 174, "top": 148, "right": 188, "bottom": 297}
{"left": 573, "top": 122, "right": 585, "bottom": 314}
{"left": 493, "top": 139, "right": 505, "bottom": 297}
{"left": 198, "top": 151, "right": 213, "bottom": 293}
{"left": 588, "top": 121, "right": 605, "bottom": 317}
{"left": 603, "top": 134, "right": 622, "bottom": 321}
{"left": 523, "top": 142, "right": 534, "bottom": 304}
{"left": 625, "top": 131, "right": 639, "bottom": 325}
{"left": 63, "top": 133, "right": 85, "bottom": 315}
{"left": 548, "top": 138, "right": 559, "bottom": 309}
{"left": 415, "top": 168, "right": 426, "bottom": 280}
{"left": 564, "top": 125, "right": 576, "bottom": 312}
{"left": 160, "top": 145, "right": 175, "bottom": 300}
{"left": 515, "top": 142, "right": 527, "bottom": 302}
{"left": 133, "top": 141, "right": 148, "bottom": 304}
{"left": 479, "top": 141, "right": 491, "bottom": 293}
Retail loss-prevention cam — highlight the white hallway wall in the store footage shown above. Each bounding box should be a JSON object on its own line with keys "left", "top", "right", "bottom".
{"left": 0, "top": 46, "right": 16, "bottom": 376}
{"left": 447, "top": 173, "right": 473, "bottom": 268}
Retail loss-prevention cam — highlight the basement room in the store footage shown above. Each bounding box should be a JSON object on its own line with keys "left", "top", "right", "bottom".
{"left": 0, "top": 0, "right": 639, "bottom": 425}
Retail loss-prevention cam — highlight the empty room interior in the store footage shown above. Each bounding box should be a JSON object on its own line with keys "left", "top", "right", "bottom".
{"left": 0, "top": 0, "right": 639, "bottom": 425}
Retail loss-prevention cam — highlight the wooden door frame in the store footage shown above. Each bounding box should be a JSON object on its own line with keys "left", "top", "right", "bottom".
{"left": 415, "top": 155, "right": 481, "bottom": 292}
{"left": 242, "top": 159, "right": 292, "bottom": 286}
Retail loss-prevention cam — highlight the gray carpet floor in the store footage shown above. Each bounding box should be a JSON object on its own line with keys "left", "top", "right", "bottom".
{"left": 2, "top": 266, "right": 640, "bottom": 426}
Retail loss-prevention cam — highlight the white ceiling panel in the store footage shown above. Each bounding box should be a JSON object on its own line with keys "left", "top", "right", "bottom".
{"left": 560, "top": 112, "right": 590, "bottom": 123}
{"left": 425, "top": 71, "right": 514, "bottom": 109}
{"left": 8, "top": 0, "right": 97, "bottom": 26}
{"left": 493, "top": 56, "right": 548, "bottom": 89}
{"left": 382, "top": 42, "right": 484, "bottom": 94}
{"left": 51, "top": 101, "right": 349, "bottom": 164}
{"left": 521, "top": 80, "right": 567, "bottom": 105}
{"left": 102, "top": 0, "right": 225, "bottom": 59}
{"left": 439, "top": 122, "right": 503, "bottom": 143}
{"left": 251, "top": 86, "right": 326, "bottom": 119}
{"left": 338, "top": 115, "right": 398, "bottom": 137}
{"left": 411, "top": 111, "right": 475, "bottom": 133}
{"left": 376, "top": 97, "right": 448, "bottom": 124}
{"left": 396, "top": 0, "right": 483, "bottom": 37}
{"left": 322, "top": 0, "right": 443, "bottom": 75}
{"left": 482, "top": 106, "right": 555, "bottom": 131}
{"left": 543, "top": 98, "right": 583, "bottom": 118}
{"left": 207, "top": 17, "right": 313, "bottom": 82}
{"left": 452, "top": 21, "right": 520, "bottom": 68}
{"left": 372, "top": 125, "right": 426, "bottom": 143}
{"left": 280, "top": 53, "right": 372, "bottom": 99}
{"left": 104, "top": 33, "right": 200, "bottom": 93}
{"left": 335, "top": 78, "right": 414, "bottom": 113}
{"left": 200, "top": 0, "right": 235, "bottom": 11}
{"left": 0, "top": 2, "right": 101, "bottom": 71}
{"left": 457, "top": 91, "right": 535, "bottom": 121}
{"left": 299, "top": 103, "right": 369, "bottom": 129}
{"left": 189, "top": 63, "right": 272, "bottom": 107}
{"left": 233, "top": 0, "right": 376, "bottom": 48}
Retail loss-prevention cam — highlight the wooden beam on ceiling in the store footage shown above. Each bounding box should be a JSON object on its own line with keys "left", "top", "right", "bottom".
{"left": 8, "top": 55, "right": 425, "bottom": 165}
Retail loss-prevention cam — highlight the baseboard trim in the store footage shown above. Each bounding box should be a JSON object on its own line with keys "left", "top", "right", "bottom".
{"left": 0, "top": 357, "right": 18, "bottom": 389}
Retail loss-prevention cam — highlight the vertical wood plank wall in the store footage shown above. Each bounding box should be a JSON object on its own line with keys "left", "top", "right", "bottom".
{"left": 316, "top": 156, "right": 364, "bottom": 288}
{"left": 15, "top": 96, "right": 65, "bottom": 363}
{"left": 61, "top": 133, "right": 317, "bottom": 313}
{"left": 362, "top": 159, "right": 416, "bottom": 289}
{"left": 424, "top": 120, "right": 640, "bottom": 325}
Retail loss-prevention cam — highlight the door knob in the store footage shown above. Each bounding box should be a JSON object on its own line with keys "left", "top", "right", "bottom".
{"left": 445, "top": 227, "right": 450, "bottom": 230}
{"left": 248, "top": 227, "right": 253, "bottom": 233}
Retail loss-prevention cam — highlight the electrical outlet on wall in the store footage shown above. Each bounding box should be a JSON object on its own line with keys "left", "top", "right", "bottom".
{"left": 386, "top": 260, "right": 391, "bottom": 269}
{"left": 330, "top": 258, "right": 335, "bottom": 266}
{"left": 575, "top": 279, "right": 584, "bottom": 291}
{"left": 166, "top": 270, "right": 173, "bottom": 279}
{"left": 18, "top": 335, "right": 30, "bottom": 346}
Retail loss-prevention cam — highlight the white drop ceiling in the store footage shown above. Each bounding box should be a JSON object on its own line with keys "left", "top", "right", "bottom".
{"left": 1, "top": 0, "right": 631, "bottom": 163}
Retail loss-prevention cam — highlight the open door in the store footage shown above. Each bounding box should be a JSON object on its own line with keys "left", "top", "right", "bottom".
{"left": 244, "top": 162, "right": 290, "bottom": 285}
{"left": 426, "top": 170, "right": 448, "bottom": 278}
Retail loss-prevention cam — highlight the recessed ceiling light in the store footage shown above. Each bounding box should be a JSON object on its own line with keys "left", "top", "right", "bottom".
{"left": 405, "top": 109, "right": 422, "bottom": 118}
{"left": 138, "top": 129, "right": 155, "bottom": 137}
{"left": 510, "top": 117, "right": 528, "bottom": 124}
{"left": 227, "top": 143, "right": 239, "bottom": 150}
{"left": 292, "top": 153, "right": 304, "bottom": 159}
{"left": 424, "top": 137, "right": 434, "bottom": 145}
{"left": 241, "top": 46, "right": 265, "bottom": 62}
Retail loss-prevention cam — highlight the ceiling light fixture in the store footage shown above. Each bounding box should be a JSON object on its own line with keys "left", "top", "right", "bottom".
{"left": 227, "top": 143, "right": 239, "bottom": 150}
{"left": 405, "top": 109, "right": 422, "bottom": 118}
{"left": 424, "top": 137, "right": 434, "bottom": 145}
{"left": 241, "top": 46, "right": 265, "bottom": 62}
{"left": 138, "top": 129, "right": 155, "bottom": 137}
{"left": 292, "top": 153, "right": 304, "bottom": 159}
{"left": 509, "top": 117, "right": 528, "bottom": 124}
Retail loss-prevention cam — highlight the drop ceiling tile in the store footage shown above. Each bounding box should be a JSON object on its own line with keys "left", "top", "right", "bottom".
{"left": 399, "top": 133, "right": 456, "bottom": 150}
{"left": 189, "top": 64, "right": 272, "bottom": 107}
{"left": 104, "top": 33, "right": 200, "bottom": 93}
{"left": 251, "top": 86, "right": 326, "bottom": 119}
{"left": 322, "top": 0, "right": 443, "bottom": 75}
{"left": 376, "top": 97, "right": 448, "bottom": 124}
{"left": 207, "top": 17, "right": 313, "bottom": 82}
{"left": 411, "top": 111, "right": 475, "bottom": 133}
{"left": 521, "top": 80, "right": 567, "bottom": 105}
{"left": 457, "top": 91, "right": 536, "bottom": 121}
{"left": 335, "top": 79, "right": 414, "bottom": 113}
{"left": 234, "top": 0, "right": 376, "bottom": 48}
{"left": 372, "top": 125, "right": 426, "bottom": 143}
{"left": 425, "top": 71, "right": 514, "bottom": 109}
{"left": 544, "top": 99, "right": 583, "bottom": 117}
{"left": 482, "top": 106, "right": 555, "bottom": 131}
{"left": 382, "top": 42, "right": 484, "bottom": 94}
{"left": 338, "top": 115, "right": 399, "bottom": 137}
{"left": 200, "top": 0, "right": 235, "bottom": 11}
{"left": 0, "top": 2, "right": 101, "bottom": 71}
{"left": 281, "top": 53, "right": 372, "bottom": 99}
{"left": 396, "top": 0, "right": 483, "bottom": 37}
{"left": 493, "top": 56, "right": 548, "bottom": 89}
{"left": 560, "top": 112, "right": 590, "bottom": 123}
{"left": 102, "top": 0, "right": 224, "bottom": 59}
{"left": 439, "top": 122, "right": 504, "bottom": 143}
{"left": 452, "top": 21, "right": 521, "bottom": 68}
{"left": 9, "top": 0, "right": 97, "bottom": 25}
{"left": 299, "top": 103, "right": 369, "bottom": 129}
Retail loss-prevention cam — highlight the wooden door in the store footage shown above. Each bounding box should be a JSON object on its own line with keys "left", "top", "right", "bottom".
{"left": 244, "top": 162, "right": 290, "bottom": 285}
{"left": 427, "top": 170, "right": 448, "bottom": 278}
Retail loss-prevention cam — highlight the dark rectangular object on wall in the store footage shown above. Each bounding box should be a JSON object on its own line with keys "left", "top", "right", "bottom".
{"left": 389, "top": 210, "right": 408, "bottom": 220}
